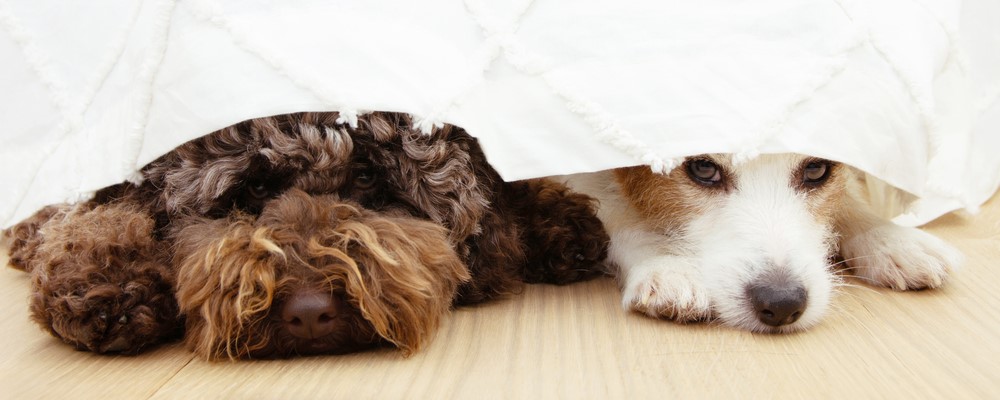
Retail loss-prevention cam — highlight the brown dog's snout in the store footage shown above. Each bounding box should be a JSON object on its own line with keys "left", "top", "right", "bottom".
{"left": 748, "top": 283, "right": 807, "bottom": 327}
{"left": 281, "top": 290, "right": 340, "bottom": 339}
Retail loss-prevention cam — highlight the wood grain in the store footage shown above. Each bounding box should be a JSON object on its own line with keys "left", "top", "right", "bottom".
{"left": 2, "top": 192, "right": 998, "bottom": 399}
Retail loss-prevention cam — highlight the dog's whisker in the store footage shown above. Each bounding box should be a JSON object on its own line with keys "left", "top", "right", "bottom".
{"left": 831, "top": 283, "right": 883, "bottom": 298}
{"left": 834, "top": 254, "right": 878, "bottom": 264}
{"left": 834, "top": 264, "right": 882, "bottom": 273}
{"left": 826, "top": 303, "right": 857, "bottom": 324}
{"left": 836, "top": 273, "right": 884, "bottom": 286}
{"left": 826, "top": 255, "right": 879, "bottom": 270}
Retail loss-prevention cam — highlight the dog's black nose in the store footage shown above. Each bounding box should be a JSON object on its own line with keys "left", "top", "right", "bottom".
{"left": 748, "top": 284, "right": 807, "bottom": 327}
{"left": 281, "top": 290, "right": 339, "bottom": 339}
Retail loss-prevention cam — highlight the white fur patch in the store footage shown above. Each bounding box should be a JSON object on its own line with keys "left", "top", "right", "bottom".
{"left": 839, "top": 224, "right": 962, "bottom": 290}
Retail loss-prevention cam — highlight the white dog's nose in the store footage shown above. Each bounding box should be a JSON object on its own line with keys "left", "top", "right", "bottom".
{"left": 748, "top": 284, "right": 807, "bottom": 327}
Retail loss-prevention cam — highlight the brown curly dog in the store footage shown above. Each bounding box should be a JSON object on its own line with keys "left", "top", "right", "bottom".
{"left": 5, "top": 112, "right": 609, "bottom": 359}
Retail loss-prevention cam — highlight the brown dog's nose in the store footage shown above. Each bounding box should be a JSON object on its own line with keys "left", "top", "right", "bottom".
{"left": 281, "top": 290, "right": 339, "bottom": 339}
{"left": 748, "top": 284, "right": 807, "bottom": 327}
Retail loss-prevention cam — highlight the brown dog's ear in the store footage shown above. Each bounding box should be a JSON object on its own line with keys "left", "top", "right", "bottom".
{"left": 353, "top": 112, "right": 496, "bottom": 242}
{"left": 328, "top": 212, "right": 470, "bottom": 354}
{"left": 172, "top": 214, "right": 282, "bottom": 360}
{"left": 393, "top": 126, "right": 496, "bottom": 242}
{"left": 143, "top": 125, "right": 260, "bottom": 216}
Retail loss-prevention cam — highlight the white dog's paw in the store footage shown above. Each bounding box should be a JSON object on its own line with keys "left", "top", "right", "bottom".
{"left": 840, "top": 225, "right": 963, "bottom": 290}
{"left": 620, "top": 261, "right": 712, "bottom": 321}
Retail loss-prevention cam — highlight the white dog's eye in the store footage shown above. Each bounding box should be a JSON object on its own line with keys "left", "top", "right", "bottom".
{"left": 802, "top": 160, "right": 832, "bottom": 186}
{"left": 686, "top": 159, "right": 722, "bottom": 186}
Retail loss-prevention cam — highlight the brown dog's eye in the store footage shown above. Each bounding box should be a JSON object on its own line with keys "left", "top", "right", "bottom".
{"left": 354, "top": 169, "right": 377, "bottom": 190}
{"left": 802, "top": 160, "right": 832, "bottom": 186}
{"left": 686, "top": 159, "right": 722, "bottom": 186}
{"left": 247, "top": 183, "right": 270, "bottom": 200}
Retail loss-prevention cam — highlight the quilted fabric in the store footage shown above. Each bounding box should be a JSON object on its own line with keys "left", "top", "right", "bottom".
{"left": 1, "top": 0, "right": 999, "bottom": 228}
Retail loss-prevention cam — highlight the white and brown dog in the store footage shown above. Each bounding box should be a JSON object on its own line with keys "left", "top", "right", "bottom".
{"left": 563, "top": 154, "right": 963, "bottom": 332}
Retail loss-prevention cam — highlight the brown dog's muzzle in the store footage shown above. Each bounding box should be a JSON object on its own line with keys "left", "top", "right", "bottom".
{"left": 174, "top": 190, "right": 472, "bottom": 359}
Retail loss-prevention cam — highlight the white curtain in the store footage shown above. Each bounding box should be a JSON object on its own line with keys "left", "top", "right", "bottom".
{"left": 2, "top": 0, "right": 998, "bottom": 228}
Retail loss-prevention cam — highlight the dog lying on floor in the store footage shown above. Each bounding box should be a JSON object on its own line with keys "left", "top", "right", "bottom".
{"left": 5, "top": 112, "right": 609, "bottom": 359}
{"left": 563, "top": 154, "right": 962, "bottom": 332}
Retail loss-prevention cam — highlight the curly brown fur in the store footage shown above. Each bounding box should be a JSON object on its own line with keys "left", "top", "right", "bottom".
{"left": 5, "top": 205, "right": 60, "bottom": 271}
{"left": 166, "top": 113, "right": 608, "bottom": 359}
{"left": 174, "top": 190, "right": 468, "bottom": 359}
{"left": 5, "top": 111, "right": 609, "bottom": 359}
{"left": 503, "top": 179, "right": 610, "bottom": 285}
{"left": 21, "top": 202, "right": 181, "bottom": 353}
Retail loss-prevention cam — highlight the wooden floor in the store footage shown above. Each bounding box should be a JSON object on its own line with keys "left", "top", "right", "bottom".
{"left": 2, "top": 192, "right": 999, "bottom": 399}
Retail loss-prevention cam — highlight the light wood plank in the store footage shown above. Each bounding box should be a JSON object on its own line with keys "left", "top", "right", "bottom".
{"left": 2, "top": 192, "right": 998, "bottom": 399}
{"left": 0, "top": 268, "right": 195, "bottom": 399}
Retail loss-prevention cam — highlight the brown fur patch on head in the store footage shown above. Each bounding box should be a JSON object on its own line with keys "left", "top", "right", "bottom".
{"left": 143, "top": 112, "right": 355, "bottom": 217}
{"left": 352, "top": 113, "right": 492, "bottom": 242}
{"left": 794, "top": 159, "right": 847, "bottom": 227}
{"left": 613, "top": 156, "right": 729, "bottom": 233}
{"left": 142, "top": 112, "right": 491, "bottom": 244}
{"left": 396, "top": 128, "right": 492, "bottom": 241}
{"left": 173, "top": 190, "right": 469, "bottom": 360}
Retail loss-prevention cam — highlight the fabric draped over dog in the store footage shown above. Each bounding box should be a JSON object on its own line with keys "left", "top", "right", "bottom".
{"left": 1, "top": 0, "right": 999, "bottom": 229}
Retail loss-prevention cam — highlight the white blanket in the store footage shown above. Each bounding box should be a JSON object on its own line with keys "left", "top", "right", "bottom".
{"left": 2, "top": 0, "right": 999, "bottom": 229}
